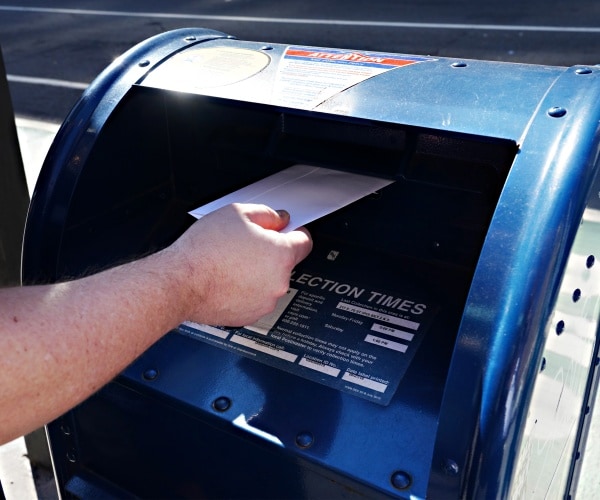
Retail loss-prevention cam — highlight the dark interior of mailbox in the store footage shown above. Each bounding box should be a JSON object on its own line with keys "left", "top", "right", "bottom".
{"left": 55, "top": 83, "right": 517, "bottom": 411}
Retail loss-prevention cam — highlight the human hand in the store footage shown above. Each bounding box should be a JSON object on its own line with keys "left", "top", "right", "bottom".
{"left": 166, "top": 203, "right": 312, "bottom": 327}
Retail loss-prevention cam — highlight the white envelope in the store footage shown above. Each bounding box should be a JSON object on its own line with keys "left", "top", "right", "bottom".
{"left": 189, "top": 164, "right": 394, "bottom": 232}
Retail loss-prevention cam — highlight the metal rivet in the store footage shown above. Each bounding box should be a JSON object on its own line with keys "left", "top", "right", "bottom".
{"left": 60, "top": 424, "right": 71, "bottom": 436}
{"left": 575, "top": 68, "right": 592, "bottom": 75}
{"left": 556, "top": 320, "right": 565, "bottom": 335}
{"left": 295, "top": 431, "right": 314, "bottom": 449}
{"left": 142, "top": 368, "right": 158, "bottom": 381}
{"left": 451, "top": 62, "right": 467, "bottom": 68}
{"left": 442, "top": 459, "right": 460, "bottom": 476}
{"left": 586, "top": 255, "right": 595, "bottom": 269}
{"left": 66, "top": 451, "right": 77, "bottom": 463}
{"left": 391, "top": 470, "right": 412, "bottom": 490}
{"left": 261, "top": 45, "right": 274, "bottom": 51}
{"left": 138, "top": 60, "right": 150, "bottom": 67}
{"left": 573, "top": 289, "right": 582, "bottom": 302}
{"left": 184, "top": 36, "right": 197, "bottom": 42}
{"left": 548, "top": 107, "right": 567, "bottom": 118}
{"left": 212, "top": 396, "right": 231, "bottom": 412}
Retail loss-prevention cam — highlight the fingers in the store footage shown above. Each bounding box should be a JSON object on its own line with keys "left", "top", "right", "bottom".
{"left": 174, "top": 202, "right": 313, "bottom": 326}
{"left": 235, "top": 203, "right": 313, "bottom": 265}
{"left": 284, "top": 227, "right": 313, "bottom": 264}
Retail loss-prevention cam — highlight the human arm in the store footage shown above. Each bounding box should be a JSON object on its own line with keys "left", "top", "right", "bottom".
{"left": 0, "top": 203, "right": 312, "bottom": 444}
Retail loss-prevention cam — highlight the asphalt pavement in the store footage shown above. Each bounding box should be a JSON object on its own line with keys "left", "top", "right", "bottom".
{"left": 0, "top": 1, "right": 599, "bottom": 499}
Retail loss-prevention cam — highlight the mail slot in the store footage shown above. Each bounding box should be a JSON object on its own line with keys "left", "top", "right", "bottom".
{"left": 22, "top": 28, "right": 600, "bottom": 498}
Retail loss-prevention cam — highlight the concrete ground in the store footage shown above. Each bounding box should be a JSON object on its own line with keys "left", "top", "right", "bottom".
{"left": 0, "top": 118, "right": 59, "bottom": 500}
{"left": 1, "top": 118, "right": 600, "bottom": 499}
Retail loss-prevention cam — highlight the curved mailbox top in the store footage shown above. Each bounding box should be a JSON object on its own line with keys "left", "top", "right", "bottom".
{"left": 139, "top": 35, "right": 565, "bottom": 142}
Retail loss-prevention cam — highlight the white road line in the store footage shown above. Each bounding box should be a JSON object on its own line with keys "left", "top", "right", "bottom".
{"left": 0, "top": 5, "right": 599, "bottom": 33}
{"left": 7, "top": 74, "right": 88, "bottom": 90}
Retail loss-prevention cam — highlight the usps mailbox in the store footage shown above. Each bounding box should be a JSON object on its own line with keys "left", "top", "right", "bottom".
{"left": 23, "top": 28, "right": 600, "bottom": 498}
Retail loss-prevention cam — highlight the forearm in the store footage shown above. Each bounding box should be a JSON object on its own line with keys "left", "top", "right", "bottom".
{"left": 0, "top": 249, "right": 189, "bottom": 444}
{"left": 0, "top": 203, "right": 312, "bottom": 445}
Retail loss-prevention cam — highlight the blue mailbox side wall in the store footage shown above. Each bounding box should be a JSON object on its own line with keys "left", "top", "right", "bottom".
{"left": 430, "top": 67, "right": 600, "bottom": 498}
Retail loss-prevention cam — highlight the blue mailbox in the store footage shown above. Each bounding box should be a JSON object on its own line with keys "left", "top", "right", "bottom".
{"left": 23, "top": 28, "right": 600, "bottom": 498}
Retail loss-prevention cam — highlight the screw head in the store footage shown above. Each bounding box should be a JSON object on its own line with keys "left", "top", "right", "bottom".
{"left": 575, "top": 68, "right": 592, "bottom": 75}
{"left": 142, "top": 368, "right": 158, "bottom": 381}
{"left": 451, "top": 62, "right": 467, "bottom": 68}
{"left": 295, "top": 431, "right": 314, "bottom": 449}
{"left": 442, "top": 458, "right": 460, "bottom": 476}
{"left": 548, "top": 106, "right": 567, "bottom": 118}
{"left": 391, "top": 470, "right": 412, "bottom": 490}
{"left": 212, "top": 396, "right": 231, "bottom": 412}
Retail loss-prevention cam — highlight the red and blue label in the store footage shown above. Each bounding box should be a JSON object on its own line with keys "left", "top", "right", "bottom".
{"left": 284, "top": 46, "right": 433, "bottom": 69}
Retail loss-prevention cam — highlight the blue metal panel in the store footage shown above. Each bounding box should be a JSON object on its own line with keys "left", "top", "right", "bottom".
{"left": 430, "top": 67, "right": 600, "bottom": 498}
{"left": 317, "top": 58, "right": 562, "bottom": 141}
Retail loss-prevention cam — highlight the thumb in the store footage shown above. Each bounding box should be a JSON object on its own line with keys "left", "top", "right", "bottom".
{"left": 242, "top": 204, "right": 290, "bottom": 231}
{"left": 283, "top": 227, "right": 313, "bottom": 264}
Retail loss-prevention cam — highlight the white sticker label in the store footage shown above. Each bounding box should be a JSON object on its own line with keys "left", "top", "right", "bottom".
{"left": 273, "top": 46, "right": 432, "bottom": 109}
{"left": 144, "top": 47, "right": 270, "bottom": 91}
{"left": 299, "top": 356, "right": 341, "bottom": 377}
{"left": 231, "top": 334, "right": 298, "bottom": 362}
{"left": 342, "top": 371, "right": 388, "bottom": 393}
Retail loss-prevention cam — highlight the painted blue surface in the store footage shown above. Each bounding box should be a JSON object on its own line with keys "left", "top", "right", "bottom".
{"left": 430, "top": 67, "right": 600, "bottom": 498}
